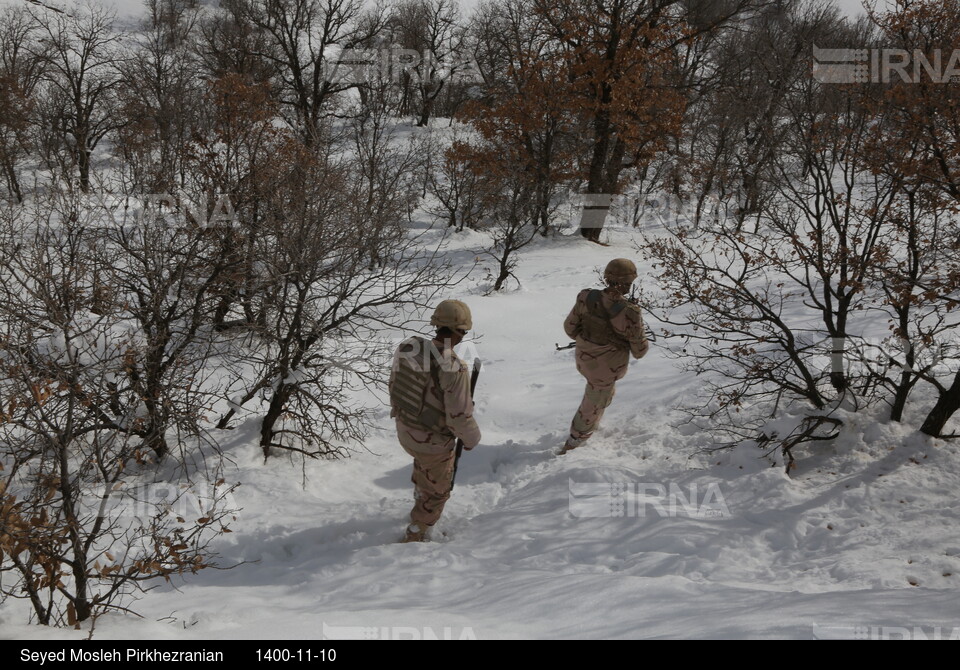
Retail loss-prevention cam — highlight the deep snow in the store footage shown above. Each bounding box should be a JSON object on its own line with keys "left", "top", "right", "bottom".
{"left": 3, "top": 218, "right": 960, "bottom": 641}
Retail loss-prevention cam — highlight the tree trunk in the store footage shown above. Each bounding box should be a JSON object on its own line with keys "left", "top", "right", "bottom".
{"left": 829, "top": 335, "right": 847, "bottom": 392}
{"left": 889, "top": 368, "right": 911, "bottom": 423}
{"left": 493, "top": 255, "right": 510, "bottom": 291}
{"left": 2, "top": 158, "right": 23, "bottom": 203}
{"left": 417, "top": 93, "right": 433, "bottom": 127}
{"left": 578, "top": 193, "right": 612, "bottom": 243}
{"left": 579, "top": 104, "right": 615, "bottom": 241}
{"left": 260, "top": 384, "right": 293, "bottom": 458}
{"left": 59, "top": 441, "right": 92, "bottom": 622}
{"left": 78, "top": 146, "right": 92, "bottom": 193}
{"left": 536, "top": 180, "right": 551, "bottom": 236}
{"left": 579, "top": 105, "right": 627, "bottom": 242}
{"left": 920, "top": 369, "right": 960, "bottom": 437}
{"left": 890, "top": 322, "right": 916, "bottom": 423}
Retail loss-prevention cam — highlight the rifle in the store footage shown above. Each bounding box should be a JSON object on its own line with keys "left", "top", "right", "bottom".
{"left": 555, "top": 341, "right": 577, "bottom": 351}
{"left": 450, "top": 357, "right": 482, "bottom": 491}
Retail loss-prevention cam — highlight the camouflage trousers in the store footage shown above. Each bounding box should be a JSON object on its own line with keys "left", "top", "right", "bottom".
{"left": 402, "top": 445, "right": 456, "bottom": 528}
{"left": 569, "top": 381, "right": 617, "bottom": 442}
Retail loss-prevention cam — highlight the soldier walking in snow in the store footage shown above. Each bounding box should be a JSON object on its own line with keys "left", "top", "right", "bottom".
{"left": 560, "top": 259, "right": 649, "bottom": 454}
{"left": 389, "top": 300, "right": 481, "bottom": 542}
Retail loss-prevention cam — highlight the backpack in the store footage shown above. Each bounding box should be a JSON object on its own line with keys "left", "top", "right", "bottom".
{"left": 578, "top": 290, "right": 630, "bottom": 350}
{"left": 390, "top": 337, "right": 447, "bottom": 433}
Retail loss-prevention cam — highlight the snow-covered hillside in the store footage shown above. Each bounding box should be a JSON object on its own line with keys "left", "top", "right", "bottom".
{"left": 3, "top": 219, "right": 959, "bottom": 641}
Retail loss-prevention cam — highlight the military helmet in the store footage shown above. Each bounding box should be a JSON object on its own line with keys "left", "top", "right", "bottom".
{"left": 604, "top": 258, "right": 638, "bottom": 285}
{"left": 430, "top": 299, "right": 472, "bottom": 331}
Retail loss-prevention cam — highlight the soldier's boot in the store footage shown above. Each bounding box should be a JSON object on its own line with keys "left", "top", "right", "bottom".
{"left": 401, "top": 522, "right": 428, "bottom": 543}
{"left": 558, "top": 435, "right": 586, "bottom": 455}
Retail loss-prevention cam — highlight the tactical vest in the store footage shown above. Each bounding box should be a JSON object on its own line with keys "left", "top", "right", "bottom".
{"left": 579, "top": 290, "right": 630, "bottom": 350}
{"left": 390, "top": 337, "right": 448, "bottom": 433}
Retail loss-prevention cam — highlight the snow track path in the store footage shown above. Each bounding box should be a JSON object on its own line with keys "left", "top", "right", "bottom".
{"left": 4, "top": 228, "right": 960, "bottom": 640}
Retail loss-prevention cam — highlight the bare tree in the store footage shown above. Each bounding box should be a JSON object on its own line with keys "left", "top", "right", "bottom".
{"left": 181, "top": 73, "right": 283, "bottom": 328}
{"left": 484, "top": 178, "right": 540, "bottom": 291}
{"left": 533, "top": 0, "right": 759, "bottom": 241}
{"left": 642, "top": 38, "right": 899, "bottom": 441}
{"left": 765, "top": 54, "right": 897, "bottom": 394}
{"left": 114, "top": 0, "right": 205, "bottom": 193}
{"left": 215, "top": 144, "right": 459, "bottom": 459}
{"left": 218, "top": 0, "right": 386, "bottom": 144}
{"left": 426, "top": 130, "right": 493, "bottom": 231}
{"left": 459, "top": 0, "right": 578, "bottom": 235}
{"left": 0, "top": 195, "right": 235, "bottom": 626}
{"left": 864, "top": 0, "right": 960, "bottom": 437}
{"left": 860, "top": 184, "right": 959, "bottom": 423}
{"left": 674, "top": 0, "right": 851, "bottom": 230}
{"left": 348, "top": 90, "right": 425, "bottom": 267}
{"left": 643, "top": 221, "right": 831, "bottom": 440}
{"left": 391, "top": 0, "right": 471, "bottom": 126}
{"left": 197, "top": 0, "right": 280, "bottom": 84}
{"left": 29, "top": 4, "right": 124, "bottom": 192}
{"left": 0, "top": 6, "right": 45, "bottom": 203}
{"left": 100, "top": 199, "right": 235, "bottom": 461}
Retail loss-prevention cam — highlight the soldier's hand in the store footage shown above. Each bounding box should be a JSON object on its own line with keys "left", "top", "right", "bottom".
{"left": 634, "top": 338, "right": 650, "bottom": 359}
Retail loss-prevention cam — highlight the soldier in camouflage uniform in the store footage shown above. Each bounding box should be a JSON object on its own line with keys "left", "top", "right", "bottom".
{"left": 560, "top": 259, "right": 649, "bottom": 454}
{"left": 389, "top": 300, "right": 481, "bottom": 542}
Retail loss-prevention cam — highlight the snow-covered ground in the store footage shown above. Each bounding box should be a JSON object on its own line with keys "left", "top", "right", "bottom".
{"left": 3, "top": 217, "right": 960, "bottom": 641}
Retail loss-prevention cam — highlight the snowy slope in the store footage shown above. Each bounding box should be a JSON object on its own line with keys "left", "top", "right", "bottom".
{"left": 3, "top": 218, "right": 960, "bottom": 641}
